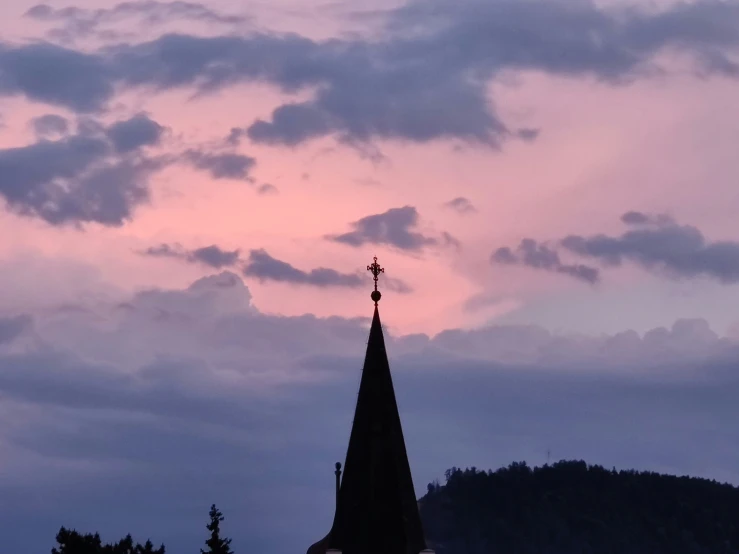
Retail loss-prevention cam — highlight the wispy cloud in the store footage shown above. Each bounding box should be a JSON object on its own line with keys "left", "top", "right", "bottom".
{"left": 183, "top": 151, "right": 256, "bottom": 181}
{"left": 243, "top": 249, "right": 367, "bottom": 289}
{"left": 140, "top": 243, "right": 240, "bottom": 268}
{"left": 443, "top": 197, "right": 476, "bottom": 215}
{"left": 25, "top": 1, "right": 248, "bottom": 43}
{"left": 492, "top": 239, "right": 600, "bottom": 284}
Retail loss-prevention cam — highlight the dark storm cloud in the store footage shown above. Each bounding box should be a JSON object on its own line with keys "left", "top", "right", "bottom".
{"left": 243, "top": 249, "right": 365, "bottom": 289}
{"left": 141, "top": 243, "right": 240, "bottom": 268}
{"left": 328, "top": 206, "right": 439, "bottom": 251}
{"left": 2, "top": 0, "right": 739, "bottom": 145}
{"left": 561, "top": 213, "right": 739, "bottom": 283}
{"left": 184, "top": 150, "right": 256, "bottom": 181}
{"left": 492, "top": 238, "right": 600, "bottom": 284}
{"left": 30, "top": 114, "right": 70, "bottom": 137}
{"left": 105, "top": 112, "right": 164, "bottom": 153}
{"left": 0, "top": 114, "right": 165, "bottom": 226}
{"left": 444, "top": 197, "right": 476, "bottom": 214}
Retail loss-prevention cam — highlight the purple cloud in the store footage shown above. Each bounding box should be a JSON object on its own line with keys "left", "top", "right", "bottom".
{"left": 562, "top": 213, "right": 739, "bottom": 283}
{"left": 492, "top": 238, "right": 600, "bottom": 284}
{"left": 141, "top": 243, "right": 240, "bottom": 268}
{"left": 328, "top": 206, "right": 440, "bottom": 252}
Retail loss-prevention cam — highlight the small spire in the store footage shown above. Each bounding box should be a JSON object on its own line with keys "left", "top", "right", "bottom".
{"left": 334, "top": 462, "right": 342, "bottom": 510}
{"left": 367, "top": 256, "right": 385, "bottom": 305}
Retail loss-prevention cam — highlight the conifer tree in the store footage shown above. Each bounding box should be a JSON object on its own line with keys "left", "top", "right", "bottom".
{"left": 51, "top": 528, "right": 164, "bottom": 554}
{"left": 200, "top": 504, "right": 234, "bottom": 554}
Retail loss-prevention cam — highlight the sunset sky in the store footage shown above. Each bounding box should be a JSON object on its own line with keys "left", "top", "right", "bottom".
{"left": 2, "top": 0, "right": 739, "bottom": 552}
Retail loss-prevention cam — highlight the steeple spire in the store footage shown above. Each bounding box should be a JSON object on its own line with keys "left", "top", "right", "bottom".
{"left": 306, "top": 258, "right": 430, "bottom": 554}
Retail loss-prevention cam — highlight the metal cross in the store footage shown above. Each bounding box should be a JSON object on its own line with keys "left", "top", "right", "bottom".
{"left": 367, "top": 256, "right": 384, "bottom": 291}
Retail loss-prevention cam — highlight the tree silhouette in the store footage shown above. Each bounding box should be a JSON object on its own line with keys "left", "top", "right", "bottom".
{"left": 51, "top": 528, "right": 164, "bottom": 554}
{"left": 419, "top": 460, "right": 739, "bottom": 554}
{"left": 52, "top": 528, "right": 103, "bottom": 554}
{"left": 200, "top": 504, "right": 234, "bottom": 554}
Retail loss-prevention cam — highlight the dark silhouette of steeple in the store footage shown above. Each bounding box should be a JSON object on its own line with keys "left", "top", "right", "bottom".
{"left": 307, "top": 257, "right": 431, "bottom": 554}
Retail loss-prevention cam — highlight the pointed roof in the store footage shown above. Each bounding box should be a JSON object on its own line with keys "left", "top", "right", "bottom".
{"left": 307, "top": 266, "right": 428, "bottom": 554}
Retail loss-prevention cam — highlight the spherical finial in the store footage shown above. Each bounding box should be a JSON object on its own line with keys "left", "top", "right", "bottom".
{"left": 335, "top": 462, "right": 342, "bottom": 471}
{"left": 371, "top": 290, "right": 382, "bottom": 304}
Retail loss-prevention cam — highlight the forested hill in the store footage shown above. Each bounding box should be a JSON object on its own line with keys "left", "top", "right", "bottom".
{"left": 418, "top": 460, "right": 739, "bottom": 554}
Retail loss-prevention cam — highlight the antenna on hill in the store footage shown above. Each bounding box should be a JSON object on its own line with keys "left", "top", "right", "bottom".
{"left": 546, "top": 448, "right": 551, "bottom": 465}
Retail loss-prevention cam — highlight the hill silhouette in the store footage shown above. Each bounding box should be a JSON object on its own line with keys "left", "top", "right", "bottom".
{"left": 418, "top": 460, "right": 739, "bottom": 554}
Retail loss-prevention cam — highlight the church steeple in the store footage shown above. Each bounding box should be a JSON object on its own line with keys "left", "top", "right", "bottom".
{"left": 306, "top": 258, "right": 431, "bottom": 554}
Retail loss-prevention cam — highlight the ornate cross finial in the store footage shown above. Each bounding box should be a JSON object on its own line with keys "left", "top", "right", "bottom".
{"left": 367, "top": 256, "right": 384, "bottom": 304}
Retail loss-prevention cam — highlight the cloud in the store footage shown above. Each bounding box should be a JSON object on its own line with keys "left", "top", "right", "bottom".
{"left": 30, "top": 114, "right": 70, "bottom": 137}
{"left": 257, "top": 183, "right": 278, "bottom": 195}
{"left": 226, "top": 127, "right": 245, "bottom": 146}
{"left": 327, "top": 206, "right": 440, "bottom": 252}
{"left": 142, "top": 246, "right": 403, "bottom": 292}
{"left": 496, "top": 212, "right": 739, "bottom": 285}
{"left": 383, "top": 276, "right": 414, "bottom": 294}
{"left": 26, "top": 1, "right": 246, "bottom": 25}
{"left": 1, "top": 0, "right": 739, "bottom": 145}
{"left": 3, "top": 271, "right": 739, "bottom": 554}
{"left": 444, "top": 197, "right": 476, "bottom": 214}
{"left": 0, "top": 314, "right": 32, "bottom": 344}
{"left": 184, "top": 150, "right": 256, "bottom": 181}
{"left": 620, "top": 210, "right": 675, "bottom": 227}
{"left": 141, "top": 243, "right": 240, "bottom": 269}
{"left": 105, "top": 113, "right": 164, "bottom": 153}
{"left": 248, "top": 103, "right": 335, "bottom": 146}
{"left": 0, "top": 114, "right": 167, "bottom": 226}
{"left": 441, "top": 231, "right": 462, "bottom": 250}
{"left": 0, "top": 42, "right": 113, "bottom": 112}
{"left": 141, "top": 243, "right": 183, "bottom": 259}
{"left": 492, "top": 238, "right": 600, "bottom": 284}
{"left": 242, "top": 0, "right": 739, "bottom": 147}
{"left": 25, "top": 1, "right": 248, "bottom": 43}
{"left": 190, "top": 245, "right": 240, "bottom": 268}
{"left": 242, "top": 249, "right": 366, "bottom": 289}
{"left": 561, "top": 213, "right": 739, "bottom": 283}
{"left": 517, "top": 128, "right": 540, "bottom": 142}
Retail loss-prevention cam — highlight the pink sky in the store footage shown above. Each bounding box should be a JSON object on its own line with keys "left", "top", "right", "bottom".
{"left": 1, "top": 2, "right": 739, "bottom": 336}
